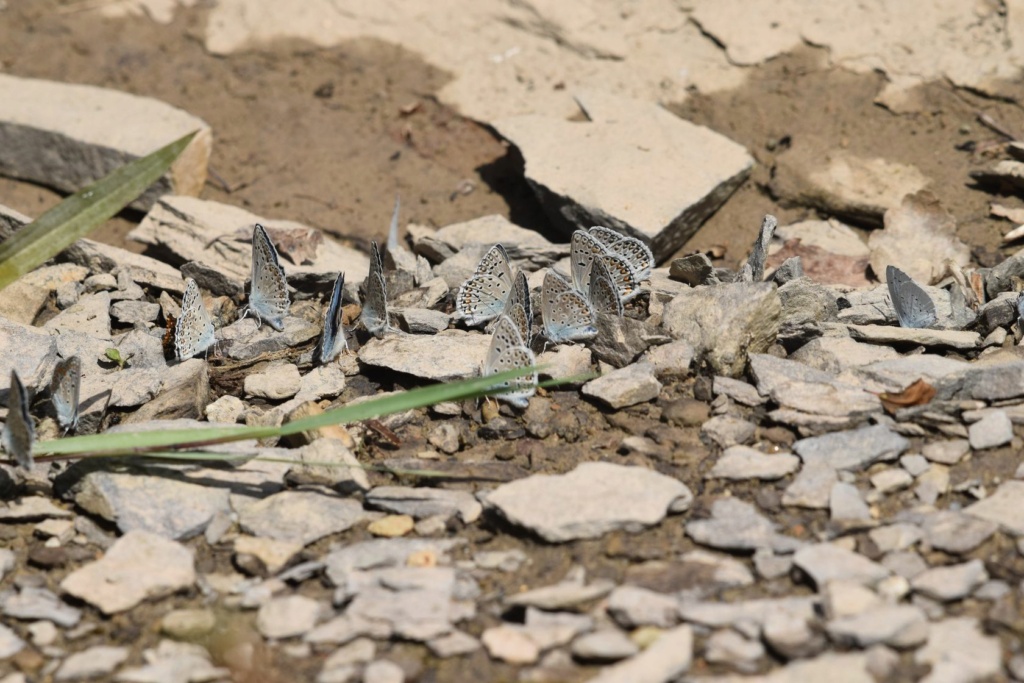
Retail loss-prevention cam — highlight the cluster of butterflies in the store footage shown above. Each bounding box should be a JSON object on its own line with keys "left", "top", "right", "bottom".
{"left": 3, "top": 356, "right": 80, "bottom": 470}
{"left": 456, "top": 227, "right": 654, "bottom": 406}
{"left": 1, "top": 223, "right": 361, "bottom": 471}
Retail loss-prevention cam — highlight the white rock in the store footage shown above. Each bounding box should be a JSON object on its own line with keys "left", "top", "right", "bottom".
{"left": 868, "top": 191, "right": 970, "bottom": 286}
{"left": 206, "top": 395, "right": 246, "bottom": 424}
{"left": 358, "top": 330, "right": 491, "bottom": 382}
{"left": 915, "top": 618, "right": 1001, "bottom": 683}
{"left": 363, "top": 660, "right": 404, "bottom": 683}
{"left": 54, "top": 645, "right": 129, "bottom": 681}
{"left": 911, "top": 559, "right": 988, "bottom": 602}
{"left": 60, "top": 531, "right": 196, "bottom": 614}
{"left": 829, "top": 483, "right": 872, "bottom": 522}
{"left": 793, "top": 543, "right": 890, "bottom": 588}
{"left": 771, "top": 149, "right": 929, "bottom": 226}
{"left": 493, "top": 90, "right": 752, "bottom": 260}
{"left": 967, "top": 410, "right": 1013, "bottom": 450}
{"left": 238, "top": 491, "right": 369, "bottom": 546}
{"left": 244, "top": 363, "right": 302, "bottom": 400}
{"left": 966, "top": 480, "right": 1024, "bottom": 535}
{"left": 606, "top": 585, "right": 679, "bottom": 629}
{"left": 484, "top": 462, "right": 691, "bottom": 543}
{"left": 582, "top": 363, "right": 662, "bottom": 409}
{"left": 257, "top": 595, "right": 322, "bottom": 639}
{"left": 481, "top": 625, "right": 539, "bottom": 665}
{"left": 0, "top": 74, "right": 210, "bottom": 210}
{"left": 587, "top": 625, "right": 692, "bottom": 683}
{"left": 708, "top": 446, "right": 799, "bottom": 480}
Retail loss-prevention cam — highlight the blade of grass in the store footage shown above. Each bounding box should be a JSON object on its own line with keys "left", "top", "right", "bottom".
{"left": 34, "top": 366, "right": 541, "bottom": 458}
{"left": 0, "top": 131, "right": 198, "bottom": 290}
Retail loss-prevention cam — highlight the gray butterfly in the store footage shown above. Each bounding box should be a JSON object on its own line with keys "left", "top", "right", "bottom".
{"left": 51, "top": 356, "right": 81, "bottom": 434}
{"left": 319, "top": 273, "right": 347, "bottom": 364}
{"left": 484, "top": 314, "right": 537, "bottom": 408}
{"left": 456, "top": 244, "right": 514, "bottom": 326}
{"left": 361, "top": 241, "right": 390, "bottom": 337}
{"left": 570, "top": 230, "right": 642, "bottom": 303}
{"left": 739, "top": 215, "right": 777, "bottom": 283}
{"left": 242, "top": 224, "right": 290, "bottom": 331}
{"left": 587, "top": 226, "right": 655, "bottom": 281}
{"left": 501, "top": 270, "right": 533, "bottom": 342}
{"left": 541, "top": 269, "right": 597, "bottom": 344}
{"left": 2, "top": 370, "right": 34, "bottom": 470}
{"left": 175, "top": 278, "right": 217, "bottom": 361}
{"left": 585, "top": 256, "right": 623, "bottom": 317}
{"left": 886, "top": 265, "right": 937, "bottom": 329}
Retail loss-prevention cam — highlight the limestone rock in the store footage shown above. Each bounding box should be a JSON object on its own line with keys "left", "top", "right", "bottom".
{"left": 493, "top": 90, "right": 752, "bottom": 261}
{"left": 0, "top": 74, "right": 210, "bottom": 210}
{"left": 662, "top": 282, "right": 781, "bottom": 377}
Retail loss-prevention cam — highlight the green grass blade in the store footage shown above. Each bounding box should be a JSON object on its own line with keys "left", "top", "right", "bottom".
{"left": 0, "top": 131, "right": 198, "bottom": 290}
{"left": 33, "top": 366, "right": 539, "bottom": 458}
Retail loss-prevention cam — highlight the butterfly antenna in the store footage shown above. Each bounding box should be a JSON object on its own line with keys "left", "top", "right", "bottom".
{"left": 387, "top": 195, "right": 401, "bottom": 251}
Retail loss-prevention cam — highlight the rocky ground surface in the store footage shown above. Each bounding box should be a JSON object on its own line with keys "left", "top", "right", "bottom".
{"left": 4, "top": 2, "right": 1024, "bottom": 683}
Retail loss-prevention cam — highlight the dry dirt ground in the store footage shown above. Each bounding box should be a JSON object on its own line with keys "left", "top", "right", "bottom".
{"left": 3, "top": 2, "right": 1023, "bottom": 268}
{"left": 3, "top": 2, "right": 1024, "bottom": 683}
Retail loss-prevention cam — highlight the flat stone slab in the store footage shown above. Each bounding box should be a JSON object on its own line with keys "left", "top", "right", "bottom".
{"left": 493, "top": 90, "right": 752, "bottom": 261}
{"left": 357, "top": 330, "right": 492, "bottom": 382}
{"left": 587, "top": 624, "right": 693, "bottom": 683}
{"left": 707, "top": 446, "right": 800, "bottom": 480}
{"left": 66, "top": 471, "right": 231, "bottom": 540}
{"left": 483, "top": 462, "right": 692, "bottom": 543}
{"left": 846, "top": 324, "right": 981, "bottom": 350}
{"left": 0, "top": 73, "right": 210, "bottom": 211}
{"left": 965, "top": 481, "right": 1024, "bottom": 535}
{"left": 237, "top": 491, "right": 369, "bottom": 546}
{"left": 60, "top": 531, "right": 196, "bottom": 614}
{"left": 771, "top": 148, "right": 929, "bottom": 227}
{"left": 793, "top": 424, "right": 909, "bottom": 472}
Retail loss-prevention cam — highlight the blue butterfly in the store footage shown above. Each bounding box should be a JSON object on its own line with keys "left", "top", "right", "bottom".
{"left": 570, "top": 230, "right": 643, "bottom": 303}
{"left": 242, "top": 224, "right": 290, "bottom": 331}
{"left": 886, "top": 265, "right": 936, "bottom": 329}
{"left": 484, "top": 314, "right": 537, "bottom": 408}
{"left": 2, "top": 369, "right": 34, "bottom": 470}
{"left": 319, "top": 273, "right": 347, "bottom": 364}
{"left": 456, "top": 244, "right": 514, "bottom": 326}
{"left": 586, "top": 226, "right": 654, "bottom": 281}
{"left": 175, "top": 278, "right": 217, "bottom": 361}
{"left": 361, "top": 241, "right": 390, "bottom": 337}
{"left": 51, "top": 356, "right": 81, "bottom": 434}
{"left": 541, "top": 269, "right": 597, "bottom": 344}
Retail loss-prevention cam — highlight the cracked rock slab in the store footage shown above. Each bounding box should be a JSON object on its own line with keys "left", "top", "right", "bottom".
{"left": 493, "top": 90, "right": 752, "bottom": 261}
{"left": 483, "top": 462, "right": 692, "bottom": 543}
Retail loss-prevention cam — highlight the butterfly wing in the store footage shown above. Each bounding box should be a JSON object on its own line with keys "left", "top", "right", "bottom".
{"left": 2, "top": 370, "right": 34, "bottom": 470}
{"left": 247, "top": 224, "right": 291, "bottom": 331}
{"left": 501, "top": 270, "right": 532, "bottom": 341}
{"left": 175, "top": 278, "right": 217, "bottom": 360}
{"left": 541, "top": 270, "right": 597, "bottom": 343}
{"left": 484, "top": 315, "right": 537, "bottom": 408}
{"left": 588, "top": 226, "right": 654, "bottom": 281}
{"left": 887, "top": 265, "right": 937, "bottom": 329}
{"left": 51, "top": 356, "right": 81, "bottom": 433}
{"left": 457, "top": 245, "right": 515, "bottom": 326}
{"left": 361, "top": 242, "right": 390, "bottom": 337}
{"left": 570, "top": 230, "right": 605, "bottom": 294}
{"left": 320, "top": 272, "right": 347, "bottom": 364}
{"left": 587, "top": 257, "right": 624, "bottom": 317}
